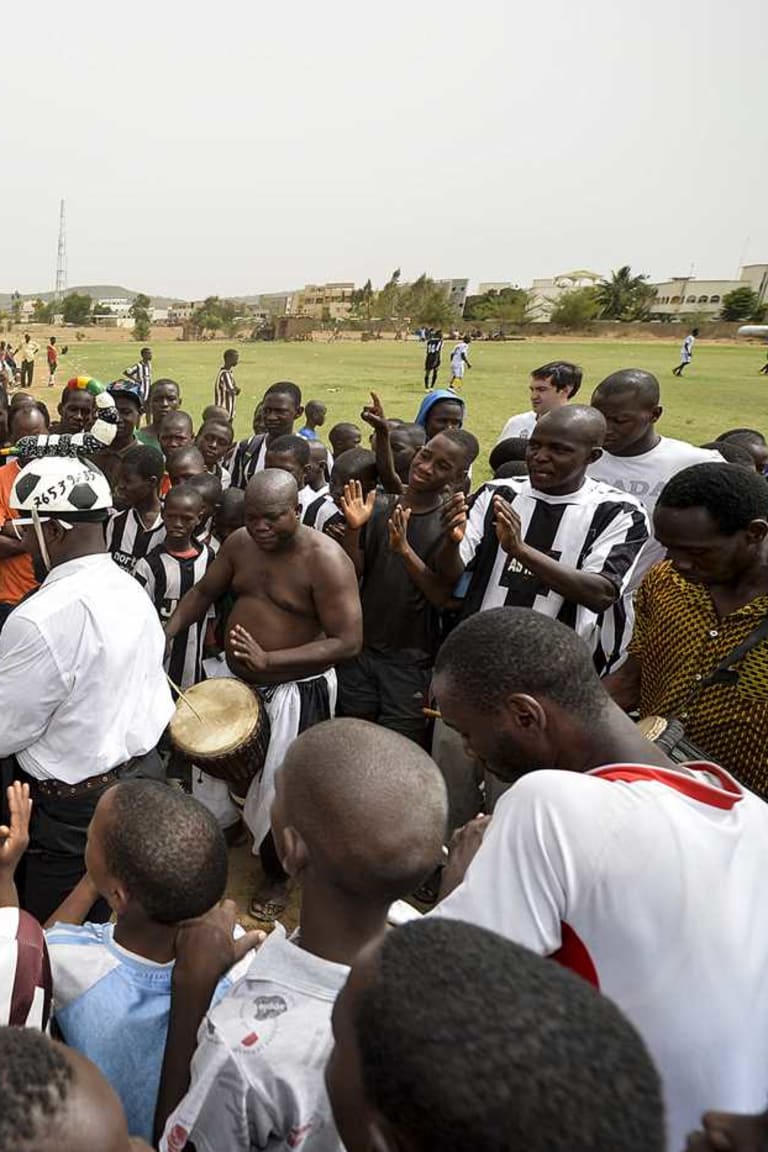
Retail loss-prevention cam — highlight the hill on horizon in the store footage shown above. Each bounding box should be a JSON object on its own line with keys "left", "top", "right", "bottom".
{"left": 0, "top": 285, "right": 178, "bottom": 308}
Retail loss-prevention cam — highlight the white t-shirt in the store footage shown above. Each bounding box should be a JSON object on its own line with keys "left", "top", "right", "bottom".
{"left": 495, "top": 410, "right": 536, "bottom": 445}
{"left": 681, "top": 334, "right": 695, "bottom": 361}
{"left": 433, "top": 762, "right": 768, "bottom": 1152}
{"left": 588, "top": 438, "right": 722, "bottom": 583}
{"left": 161, "top": 925, "right": 348, "bottom": 1152}
{"left": 451, "top": 341, "right": 469, "bottom": 368}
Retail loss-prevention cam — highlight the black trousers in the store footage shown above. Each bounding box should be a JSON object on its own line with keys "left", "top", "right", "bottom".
{"left": 20, "top": 360, "right": 34, "bottom": 387}
{"left": 2, "top": 749, "right": 164, "bottom": 926}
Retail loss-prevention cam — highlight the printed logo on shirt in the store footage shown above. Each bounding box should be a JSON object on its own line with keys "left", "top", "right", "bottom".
{"left": 288, "top": 1120, "right": 317, "bottom": 1148}
{"left": 111, "top": 550, "right": 137, "bottom": 574}
{"left": 252, "top": 994, "right": 288, "bottom": 1020}
{"left": 166, "top": 1124, "right": 190, "bottom": 1152}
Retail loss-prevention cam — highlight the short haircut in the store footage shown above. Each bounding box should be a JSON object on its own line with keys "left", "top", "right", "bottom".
{"left": 102, "top": 780, "right": 227, "bottom": 923}
{"left": 150, "top": 377, "right": 180, "bottom": 396}
{"left": 305, "top": 400, "right": 326, "bottom": 420}
{"left": 201, "top": 404, "right": 232, "bottom": 425}
{"left": 119, "top": 444, "right": 164, "bottom": 480}
{"left": 435, "top": 607, "right": 608, "bottom": 724}
{"left": 356, "top": 920, "right": 664, "bottom": 1152}
{"left": 160, "top": 410, "right": 194, "bottom": 433}
{"left": 281, "top": 719, "right": 447, "bottom": 901}
{"left": 656, "top": 462, "right": 768, "bottom": 534}
{"left": 0, "top": 1028, "right": 73, "bottom": 1152}
{"left": 331, "top": 447, "right": 377, "bottom": 484}
{"left": 265, "top": 380, "right": 302, "bottom": 408}
{"left": 167, "top": 445, "right": 205, "bottom": 470}
{"left": 9, "top": 402, "right": 49, "bottom": 437}
{"left": 185, "top": 471, "right": 223, "bottom": 507}
{"left": 329, "top": 422, "right": 360, "bottom": 444}
{"left": 267, "top": 433, "right": 311, "bottom": 464}
{"left": 141, "top": 347, "right": 151, "bottom": 356}
{"left": 593, "top": 368, "right": 660, "bottom": 407}
{"left": 391, "top": 422, "right": 426, "bottom": 447}
{"left": 494, "top": 459, "right": 528, "bottom": 479}
{"left": 700, "top": 441, "right": 756, "bottom": 468}
{"left": 715, "top": 428, "right": 766, "bottom": 447}
{"left": 488, "top": 436, "right": 529, "bottom": 472}
{"left": 217, "top": 487, "right": 245, "bottom": 523}
{"left": 197, "top": 418, "right": 234, "bottom": 443}
{"left": 531, "top": 360, "right": 583, "bottom": 397}
{"left": 435, "top": 427, "right": 479, "bottom": 466}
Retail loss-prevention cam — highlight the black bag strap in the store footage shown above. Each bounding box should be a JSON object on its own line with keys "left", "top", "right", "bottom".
{"left": 678, "top": 612, "right": 768, "bottom": 713}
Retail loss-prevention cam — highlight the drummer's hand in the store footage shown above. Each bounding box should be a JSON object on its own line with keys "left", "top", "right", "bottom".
{"left": 229, "top": 625, "right": 270, "bottom": 675}
{"left": 438, "top": 813, "right": 492, "bottom": 901}
{"left": 173, "top": 899, "right": 266, "bottom": 993}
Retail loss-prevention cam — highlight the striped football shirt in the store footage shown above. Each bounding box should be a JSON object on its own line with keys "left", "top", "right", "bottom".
{"left": 0, "top": 906, "right": 52, "bottom": 1029}
{"left": 106, "top": 508, "right": 166, "bottom": 575}
{"left": 134, "top": 543, "right": 216, "bottom": 690}
{"left": 460, "top": 477, "right": 649, "bottom": 674}
{"left": 214, "top": 367, "right": 238, "bottom": 420}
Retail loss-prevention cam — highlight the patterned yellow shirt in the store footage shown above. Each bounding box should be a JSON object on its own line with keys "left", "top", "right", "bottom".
{"left": 630, "top": 561, "right": 768, "bottom": 798}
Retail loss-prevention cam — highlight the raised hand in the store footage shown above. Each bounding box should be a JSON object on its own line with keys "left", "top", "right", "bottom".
{"left": 493, "top": 494, "right": 524, "bottom": 556}
{"left": 441, "top": 490, "right": 468, "bottom": 543}
{"left": 340, "top": 480, "right": 376, "bottom": 530}
{"left": 229, "top": 624, "right": 270, "bottom": 675}
{"left": 173, "top": 899, "right": 266, "bottom": 989}
{"left": 0, "top": 782, "right": 31, "bottom": 877}
{"left": 361, "top": 390, "right": 388, "bottom": 433}
{"left": 387, "top": 503, "right": 412, "bottom": 555}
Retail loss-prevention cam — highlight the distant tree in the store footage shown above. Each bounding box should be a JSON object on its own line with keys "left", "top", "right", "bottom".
{"left": 190, "top": 296, "right": 239, "bottom": 338}
{"left": 402, "top": 274, "right": 456, "bottom": 329}
{"left": 376, "top": 268, "right": 404, "bottom": 320}
{"left": 31, "top": 298, "right": 54, "bottom": 323}
{"left": 595, "top": 265, "right": 655, "bottom": 320}
{"left": 10, "top": 292, "right": 22, "bottom": 325}
{"left": 464, "top": 287, "right": 531, "bottom": 324}
{"left": 550, "top": 287, "right": 599, "bottom": 329}
{"left": 61, "top": 292, "right": 93, "bottom": 326}
{"left": 130, "top": 292, "right": 152, "bottom": 341}
{"left": 350, "top": 278, "right": 375, "bottom": 320}
{"left": 720, "top": 286, "right": 766, "bottom": 322}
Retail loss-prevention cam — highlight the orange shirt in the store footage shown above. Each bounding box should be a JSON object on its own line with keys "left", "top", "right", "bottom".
{"left": 0, "top": 460, "right": 37, "bottom": 604}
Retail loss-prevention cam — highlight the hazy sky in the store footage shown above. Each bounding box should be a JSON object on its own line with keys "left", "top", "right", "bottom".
{"left": 2, "top": 0, "right": 766, "bottom": 298}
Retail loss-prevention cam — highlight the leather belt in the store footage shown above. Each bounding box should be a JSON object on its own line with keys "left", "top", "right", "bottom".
{"left": 26, "top": 767, "right": 122, "bottom": 802}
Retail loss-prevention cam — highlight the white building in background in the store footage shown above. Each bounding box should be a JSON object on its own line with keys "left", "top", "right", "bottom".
{"left": 97, "top": 297, "right": 132, "bottom": 316}
{"left": 648, "top": 265, "right": 768, "bottom": 320}
{"left": 477, "top": 281, "right": 514, "bottom": 294}
{"left": 528, "top": 270, "right": 602, "bottom": 322}
{"left": 435, "top": 278, "right": 469, "bottom": 316}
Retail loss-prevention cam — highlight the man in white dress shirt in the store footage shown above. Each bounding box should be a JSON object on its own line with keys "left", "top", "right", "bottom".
{"left": 0, "top": 455, "right": 173, "bottom": 924}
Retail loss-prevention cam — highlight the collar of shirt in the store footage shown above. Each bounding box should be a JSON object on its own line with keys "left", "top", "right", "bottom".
{"left": 40, "top": 551, "right": 113, "bottom": 589}
{"left": 667, "top": 566, "right": 768, "bottom": 626}
{"left": 238, "top": 923, "right": 349, "bottom": 1000}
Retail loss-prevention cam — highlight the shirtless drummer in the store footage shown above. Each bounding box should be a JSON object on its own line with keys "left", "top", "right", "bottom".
{"left": 164, "top": 469, "right": 362, "bottom": 919}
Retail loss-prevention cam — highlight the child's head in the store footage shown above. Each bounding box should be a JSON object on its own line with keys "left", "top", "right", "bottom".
{"left": 265, "top": 433, "right": 311, "bottom": 489}
{"left": 159, "top": 411, "right": 194, "bottom": 460}
{"left": 185, "top": 471, "right": 223, "bottom": 527}
{"left": 306, "top": 440, "right": 330, "bottom": 491}
{"left": 489, "top": 436, "right": 529, "bottom": 477}
{"left": 389, "top": 423, "right": 426, "bottom": 485}
{"left": 214, "top": 487, "right": 245, "bottom": 541}
{"left": 329, "top": 448, "right": 378, "bottom": 506}
{"left": 107, "top": 382, "right": 144, "bottom": 447}
{"left": 271, "top": 718, "right": 447, "bottom": 904}
{"left": 0, "top": 1027, "right": 147, "bottom": 1152}
{"left": 262, "top": 382, "right": 303, "bottom": 438}
{"left": 408, "top": 429, "right": 478, "bottom": 495}
{"left": 113, "top": 444, "right": 164, "bottom": 512}
{"left": 167, "top": 444, "right": 206, "bottom": 486}
{"left": 201, "top": 404, "right": 232, "bottom": 426}
{"left": 57, "top": 385, "right": 95, "bottom": 434}
{"left": 329, "top": 422, "right": 362, "bottom": 457}
{"left": 147, "top": 378, "right": 181, "bottom": 427}
{"left": 162, "top": 484, "right": 206, "bottom": 548}
{"left": 140, "top": 346, "right": 152, "bottom": 363}
{"left": 715, "top": 428, "right": 768, "bottom": 473}
{"left": 196, "top": 419, "right": 234, "bottom": 469}
{"left": 304, "top": 399, "right": 327, "bottom": 429}
{"left": 326, "top": 919, "right": 664, "bottom": 1152}
{"left": 86, "top": 779, "right": 227, "bottom": 923}
{"left": 223, "top": 348, "right": 239, "bottom": 369}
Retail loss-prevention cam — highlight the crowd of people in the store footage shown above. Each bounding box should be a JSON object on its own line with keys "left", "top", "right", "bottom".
{"left": 0, "top": 346, "right": 767, "bottom": 1151}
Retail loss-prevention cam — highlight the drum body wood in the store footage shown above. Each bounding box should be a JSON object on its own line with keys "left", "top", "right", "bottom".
{"left": 169, "top": 678, "right": 271, "bottom": 789}
{"left": 636, "top": 715, "right": 711, "bottom": 764}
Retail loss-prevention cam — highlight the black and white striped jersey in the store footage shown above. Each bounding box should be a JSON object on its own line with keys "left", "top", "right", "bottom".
{"left": 229, "top": 435, "right": 268, "bottom": 490}
{"left": 214, "top": 368, "right": 237, "bottom": 419}
{"left": 134, "top": 543, "right": 216, "bottom": 690}
{"left": 106, "top": 508, "right": 165, "bottom": 575}
{"left": 302, "top": 490, "right": 344, "bottom": 534}
{"left": 459, "top": 477, "right": 649, "bottom": 674}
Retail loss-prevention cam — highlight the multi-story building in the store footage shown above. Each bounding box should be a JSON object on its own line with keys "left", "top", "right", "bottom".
{"left": 477, "top": 281, "right": 514, "bottom": 294}
{"left": 435, "top": 278, "right": 469, "bottom": 316}
{"left": 295, "top": 282, "right": 355, "bottom": 320}
{"left": 648, "top": 265, "right": 768, "bottom": 319}
{"left": 528, "top": 270, "right": 602, "bottom": 322}
{"left": 258, "top": 292, "right": 298, "bottom": 317}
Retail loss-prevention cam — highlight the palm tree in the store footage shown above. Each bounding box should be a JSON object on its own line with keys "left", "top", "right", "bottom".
{"left": 595, "top": 266, "right": 653, "bottom": 320}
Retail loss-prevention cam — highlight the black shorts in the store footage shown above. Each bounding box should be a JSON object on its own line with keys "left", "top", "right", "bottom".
{"left": 337, "top": 647, "right": 432, "bottom": 744}
{"left": 425, "top": 354, "right": 441, "bottom": 370}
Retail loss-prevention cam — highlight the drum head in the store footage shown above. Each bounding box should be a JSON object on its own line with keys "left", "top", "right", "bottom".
{"left": 170, "top": 679, "right": 261, "bottom": 758}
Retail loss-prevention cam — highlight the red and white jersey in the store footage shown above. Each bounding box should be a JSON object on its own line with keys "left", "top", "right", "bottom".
{"left": 433, "top": 762, "right": 768, "bottom": 1152}
{"left": 0, "top": 906, "right": 52, "bottom": 1029}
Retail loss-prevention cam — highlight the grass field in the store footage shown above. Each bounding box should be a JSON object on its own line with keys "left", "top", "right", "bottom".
{"left": 23, "top": 336, "right": 768, "bottom": 483}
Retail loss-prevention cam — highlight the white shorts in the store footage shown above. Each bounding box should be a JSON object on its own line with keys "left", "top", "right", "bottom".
{"left": 451, "top": 361, "right": 465, "bottom": 379}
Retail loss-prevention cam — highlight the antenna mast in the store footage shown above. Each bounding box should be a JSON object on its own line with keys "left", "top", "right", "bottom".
{"left": 55, "top": 199, "right": 67, "bottom": 300}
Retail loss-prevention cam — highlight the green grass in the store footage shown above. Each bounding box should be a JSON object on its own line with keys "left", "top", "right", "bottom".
{"left": 35, "top": 337, "right": 768, "bottom": 483}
